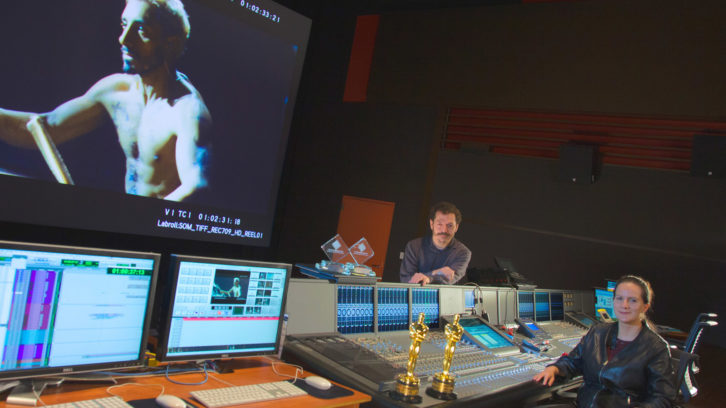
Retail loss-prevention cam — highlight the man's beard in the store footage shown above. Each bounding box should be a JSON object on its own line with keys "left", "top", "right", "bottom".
{"left": 122, "top": 52, "right": 167, "bottom": 75}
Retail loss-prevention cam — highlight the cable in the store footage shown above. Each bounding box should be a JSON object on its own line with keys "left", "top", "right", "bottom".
{"left": 261, "top": 356, "right": 304, "bottom": 383}
{"left": 164, "top": 362, "right": 209, "bottom": 385}
{"left": 106, "top": 382, "right": 166, "bottom": 398}
{"left": 33, "top": 382, "right": 46, "bottom": 407}
{"left": 207, "top": 372, "right": 235, "bottom": 387}
{"left": 463, "top": 281, "right": 489, "bottom": 321}
{"left": 463, "top": 282, "right": 482, "bottom": 316}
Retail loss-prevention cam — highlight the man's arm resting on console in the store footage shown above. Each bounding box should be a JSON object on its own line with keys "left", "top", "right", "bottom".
{"left": 431, "top": 248, "right": 471, "bottom": 284}
{"left": 449, "top": 248, "right": 472, "bottom": 284}
{"left": 400, "top": 241, "right": 421, "bottom": 283}
{"left": 430, "top": 266, "right": 457, "bottom": 284}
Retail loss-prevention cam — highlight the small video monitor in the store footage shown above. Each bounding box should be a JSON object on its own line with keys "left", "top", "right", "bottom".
{"left": 452, "top": 315, "right": 519, "bottom": 355}
{"left": 158, "top": 254, "right": 291, "bottom": 362}
{"left": 515, "top": 317, "right": 552, "bottom": 340}
{"left": 594, "top": 287, "right": 616, "bottom": 322}
{"left": 465, "top": 289, "right": 475, "bottom": 309}
{"left": 565, "top": 311, "right": 598, "bottom": 329}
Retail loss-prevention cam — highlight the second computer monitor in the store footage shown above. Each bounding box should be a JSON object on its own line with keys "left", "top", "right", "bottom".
{"left": 594, "top": 287, "right": 616, "bottom": 322}
{"left": 158, "top": 255, "right": 292, "bottom": 362}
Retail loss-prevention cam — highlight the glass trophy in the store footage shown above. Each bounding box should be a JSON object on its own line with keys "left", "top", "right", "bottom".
{"left": 316, "top": 234, "right": 376, "bottom": 277}
{"left": 349, "top": 237, "right": 374, "bottom": 264}
{"left": 320, "top": 234, "right": 350, "bottom": 263}
{"left": 349, "top": 237, "right": 375, "bottom": 276}
{"left": 317, "top": 234, "right": 353, "bottom": 274}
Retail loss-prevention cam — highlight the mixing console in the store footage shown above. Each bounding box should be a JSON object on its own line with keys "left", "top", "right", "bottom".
{"left": 541, "top": 320, "right": 589, "bottom": 339}
{"left": 286, "top": 329, "right": 564, "bottom": 407}
{"left": 284, "top": 280, "right": 591, "bottom": 406}
{"left": 513, "top": 320, "right": 587, "bottom": 357}
{"left": 535, "top": 321, "right": 587, "bottom": 356}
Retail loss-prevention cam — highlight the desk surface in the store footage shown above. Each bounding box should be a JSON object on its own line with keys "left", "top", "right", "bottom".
{"left": 1, "top": 358, "right": 370, "bottom": 408}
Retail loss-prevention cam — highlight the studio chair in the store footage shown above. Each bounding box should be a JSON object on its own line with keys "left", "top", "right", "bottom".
{"left": 670, "top": 313, "right": 718, "bottom": 377}
{"left": 683, "top": 313, "right": 718, "bottom": 354}
{"left": 670, "top": 349, "right": 700, "bottom": 406}
{"left": 669, "top": 313, "right": 718, "bottom": 403}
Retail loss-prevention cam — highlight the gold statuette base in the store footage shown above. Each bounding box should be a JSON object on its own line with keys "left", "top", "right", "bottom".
{"left": 426, "top": 373, "right": 457, "bottom": 400}
{"left": 390, "top": 374, "right": 422, "bottom": 404}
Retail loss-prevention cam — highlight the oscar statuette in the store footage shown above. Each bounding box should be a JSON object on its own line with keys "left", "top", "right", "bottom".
{"left": 391, "top": 312, "right": 429, "bottom": 403}
{"left": 426, "top": 314, "right": 464, "bottom": 400}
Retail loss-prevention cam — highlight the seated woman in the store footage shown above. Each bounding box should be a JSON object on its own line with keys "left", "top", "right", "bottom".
{"left": 533, "top": 275, "right": 676, "bottom": 407}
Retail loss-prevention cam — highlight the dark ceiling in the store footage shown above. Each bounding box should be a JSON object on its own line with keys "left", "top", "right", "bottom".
{"left": 277, "top": 0, "right": 519, "bottom": 18}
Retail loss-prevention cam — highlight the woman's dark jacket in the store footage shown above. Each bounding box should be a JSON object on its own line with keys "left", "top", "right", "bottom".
{"left": 551, "top": 322, "right": 675, "bottom": 407}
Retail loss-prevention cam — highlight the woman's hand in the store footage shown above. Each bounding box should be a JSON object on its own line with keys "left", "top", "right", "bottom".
{"left": 532, "top": 365, "right": 560, "bottom": 386}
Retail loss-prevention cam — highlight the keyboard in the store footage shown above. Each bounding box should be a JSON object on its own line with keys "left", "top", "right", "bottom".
{"left": 43, "top": 396, "right": 134, "bottom": 408}
{"left": 190, "top": 381, "right": 307, "bottom": 408}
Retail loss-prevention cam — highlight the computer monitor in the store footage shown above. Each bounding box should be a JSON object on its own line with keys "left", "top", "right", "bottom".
{"left": 158, "top": 255, "right": 291, "bottom": 362}
{"left": 0, "top": 240, "right": 159, "bottom": 404}
{"left": 606, "top": 279, "right": 617, "bottom": 291}
{"left": 594, "top": 287, "right": 616, "bottom": 322}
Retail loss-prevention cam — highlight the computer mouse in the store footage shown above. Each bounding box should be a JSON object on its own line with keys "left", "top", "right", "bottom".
{"left": 304, "top": 375, "right": 332, "bottom": 390}
{"left": 155, "top": 394, "right": 187, "bottom": 408}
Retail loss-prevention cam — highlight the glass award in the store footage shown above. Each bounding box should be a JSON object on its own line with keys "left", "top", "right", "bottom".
{"left": 350, "top": 237, "right": 374, "bottom": 265}
{"left": 320, "top": 234, "right": 350, "bottom": 263}
{"left": 317, "top": 234, "right": 376, "bottom": 277}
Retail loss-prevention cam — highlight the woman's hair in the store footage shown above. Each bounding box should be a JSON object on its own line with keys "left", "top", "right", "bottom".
{"left": 614, "top": 275, "right": 655, "bottom": 328}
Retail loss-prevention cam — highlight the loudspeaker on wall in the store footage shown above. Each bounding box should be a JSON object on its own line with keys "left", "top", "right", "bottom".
{"left": 559, "top": 143, "right": 598, "bottom": 184}
{"left": 691, "top": 134, "right": 726, "bottom": 178}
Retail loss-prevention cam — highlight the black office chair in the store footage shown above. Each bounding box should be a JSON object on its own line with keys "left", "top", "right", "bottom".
{"left": 668, "top": 313, "right": 718, "bottom": 403}
{"left": 670, "top": 348, "right": 700, "bottom": 406}
{"left": 670, "top": 313, "right": 718, "bottom": 352}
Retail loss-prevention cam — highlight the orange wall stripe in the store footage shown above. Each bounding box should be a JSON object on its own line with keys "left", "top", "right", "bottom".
{"left": 343, "top": 15, "right": 380, "bottom": 102}
{"left": 444, "top": 107, "right": 726, "bottom": 172}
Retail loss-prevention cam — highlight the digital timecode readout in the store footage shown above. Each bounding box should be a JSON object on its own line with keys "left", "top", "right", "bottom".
{"left": 237, "top": 0, "right": 281, "bottom": 23}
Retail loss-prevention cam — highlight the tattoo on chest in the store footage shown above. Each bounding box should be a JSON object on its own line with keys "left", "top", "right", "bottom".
{"left": 111, "top": 101, "right": 131, "bottom": 123}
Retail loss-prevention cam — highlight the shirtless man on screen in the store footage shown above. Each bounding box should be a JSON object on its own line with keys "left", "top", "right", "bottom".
{"left": 0, "top": 0, "right": 210, "bottom": 201}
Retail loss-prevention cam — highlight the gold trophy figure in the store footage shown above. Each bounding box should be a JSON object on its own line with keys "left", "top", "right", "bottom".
{"left": 391, "top": 312, "right": 429, "bottom": 403}
{"left": 427, "top": 314, "right": 464, "bottom": 400}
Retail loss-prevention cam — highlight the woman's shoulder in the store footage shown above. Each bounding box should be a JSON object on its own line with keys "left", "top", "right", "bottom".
{"left": 589, "top": 321, "right": 616, "bottom": 335}
{"left": 640, "top": 324, "right": 671, "bottom": 348}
